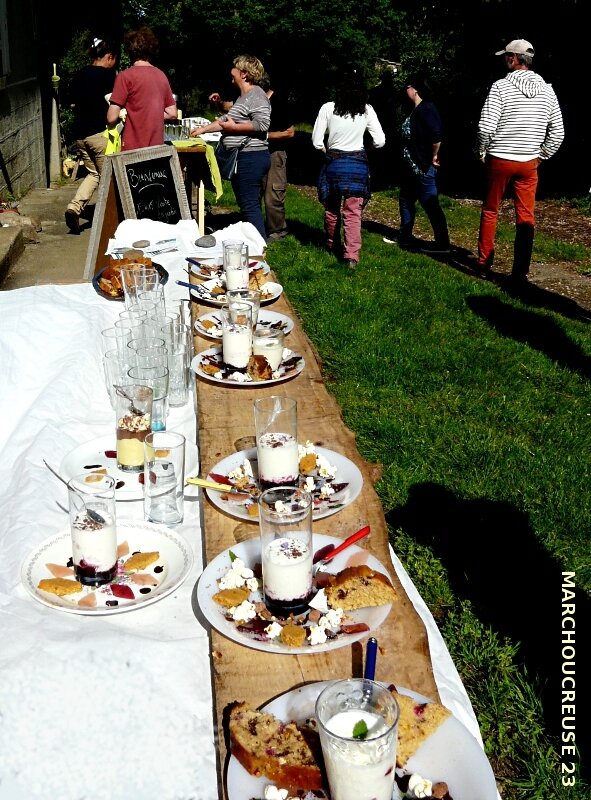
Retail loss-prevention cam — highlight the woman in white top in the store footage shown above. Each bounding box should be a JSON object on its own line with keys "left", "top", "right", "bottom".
{"left": 312, "top": 75, "right": 385, "bottom": 268}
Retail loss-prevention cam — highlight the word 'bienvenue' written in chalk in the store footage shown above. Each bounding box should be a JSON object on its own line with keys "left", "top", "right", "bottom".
{"left": 125, "top": 160, "right": 181, "bottom": 223}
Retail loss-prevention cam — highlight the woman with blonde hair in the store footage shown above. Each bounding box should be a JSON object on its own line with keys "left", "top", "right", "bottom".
{"left": 191, "top": 55, "right": 271, "bottom": 239}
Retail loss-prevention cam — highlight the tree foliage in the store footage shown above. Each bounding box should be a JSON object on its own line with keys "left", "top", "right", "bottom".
{"left": 54, "top": 0, "right": 588, "bottom": 197}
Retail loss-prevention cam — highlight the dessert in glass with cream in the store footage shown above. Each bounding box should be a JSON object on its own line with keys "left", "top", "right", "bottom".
{"left": 315, "top": 679, "right": 400, "bottom": 800}
{"left": 258, "top": 486, "right": 313, "bottom": 616}
{"left": 221, "top": 303, "right": 253, "bottom": 370}
{"left": 253, "top": 396, "right": 299, "bottom": 490}
{"left": 115, "top": 384, "right": 153, "bottom": 471}
{"left": 67, "top": 473, "right": 117, "bottom": 586}
{"left": 253, "top": 328, "right": 284, "bottom": 372}
{"left": 222, "top": 240, "right": 249, "bottom": 292}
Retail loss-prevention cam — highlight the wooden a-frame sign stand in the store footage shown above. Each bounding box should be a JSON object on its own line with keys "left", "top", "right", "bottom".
{"left": 83, "top": 145, "right": 191, "bottom": 281}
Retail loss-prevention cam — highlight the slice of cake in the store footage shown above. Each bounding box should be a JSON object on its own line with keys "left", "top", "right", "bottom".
{"left": 229, "top": 701, "right": 323, "bottom": 790}
{"left": 324, "top": 564, "right": 397, "bottom": 610}
{"left": 391, "top": 689, "right": 451, "bottom": 767}
{"left": 247, "top": 354, "right": 273, "bottom": 381}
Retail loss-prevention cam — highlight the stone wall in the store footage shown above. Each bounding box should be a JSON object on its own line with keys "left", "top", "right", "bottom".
{"left": 0, "top": 81, "right": 47, "bottom": 199}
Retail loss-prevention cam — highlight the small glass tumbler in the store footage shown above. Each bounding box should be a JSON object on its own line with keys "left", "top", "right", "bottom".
{"left": 67, "top": 472, "right": 117, "bottom": 586}
{"left": 315, "top": 679, "right": 400, "bottom": 800}
{"left": 223, "top": 240, "right": 249, "bottom": 291}
{"left": 227, "top": 288, "right": 261, "bottom": 330}
{"left": 167, "top": 348, "right": 190, "bottom": 407}
{"left": 253, "top": 396, "right": 299, "bottom": 490}
{"left": 128, "top": 364, "right": 169, "bottom": 431}
{"left": 252, "top": 328, "right": 284, "bottom": 371}
{"left": 101, "top": 325, "right": 132, "bottom": 358}
{"left": 103, "top": 349, "right": 134, "bottom": 409}
{"left": 120, "top": 264, "right": 156, "bottom": 309}
{"left": 258, "top": 486, "right": 313, "bottom": 617}
{"left": 143, "top": 431, "right": 186, "bottom": 525}
{"left": 115, "top": 384, "right": 153, "bottom": 472}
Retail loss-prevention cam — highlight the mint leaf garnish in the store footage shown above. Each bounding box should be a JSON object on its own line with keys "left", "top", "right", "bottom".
{"left": 229, "top": 550, "right": 237, "bottom": 562}
{"left": 352, "top": 719, "right": 368, "bottom": 739}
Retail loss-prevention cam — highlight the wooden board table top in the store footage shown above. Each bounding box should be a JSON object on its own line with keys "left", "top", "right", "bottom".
{"left": 190, "top": 271, "right": 438, "bottom": 797}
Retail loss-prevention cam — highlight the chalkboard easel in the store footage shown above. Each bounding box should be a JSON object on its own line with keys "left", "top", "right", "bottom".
{"left": 83, "top": 145, "right": 191, "bottom": 281}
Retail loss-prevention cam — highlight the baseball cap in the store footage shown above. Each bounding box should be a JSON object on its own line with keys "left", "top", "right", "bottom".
{"left": 495, "top": 39, "right": 535, "bottom": 56}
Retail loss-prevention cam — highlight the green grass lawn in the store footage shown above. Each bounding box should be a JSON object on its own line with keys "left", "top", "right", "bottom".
{"left": 259, "top": 186, "right": 590, "bottom": 800}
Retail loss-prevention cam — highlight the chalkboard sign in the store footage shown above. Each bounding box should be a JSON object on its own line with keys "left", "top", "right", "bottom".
{"left": 112, "top": 145, "right": 191, "bottom": 223}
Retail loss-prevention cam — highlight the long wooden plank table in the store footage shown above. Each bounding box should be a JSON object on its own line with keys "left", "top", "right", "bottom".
{"left": 191, "top": 273, "right": 439, "bottom": 797}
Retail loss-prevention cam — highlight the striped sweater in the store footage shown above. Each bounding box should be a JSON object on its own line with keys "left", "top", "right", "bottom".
{"left": 477, "top": 70, "right": 564, "bottom": 162}
{"left": 221, "top": 85, "right": 270, "bottom": 153}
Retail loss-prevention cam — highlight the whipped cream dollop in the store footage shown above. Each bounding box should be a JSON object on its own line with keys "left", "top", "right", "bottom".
{"left": 228, "top": 600, "right": 257, "bottom": 623}
{"left": 264, "top": 787, "right": 288, "bottom": 800}
{"left": 218, "top": 557, "right": 258, "bottom": 592}
{"left": 407, "top": 773, "right": 433, "bottom": 798}
{"left": 227, "top": 459, "right": 253, "bottom": 483}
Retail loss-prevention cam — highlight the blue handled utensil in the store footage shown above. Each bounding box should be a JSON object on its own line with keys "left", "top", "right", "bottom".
{"left": 364, "top": 637, "right": 378, "bottom": 681}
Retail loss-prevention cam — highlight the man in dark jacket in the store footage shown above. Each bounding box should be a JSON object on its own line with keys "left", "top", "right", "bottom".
{"left": 398, "top": 74, "right": 450, "bottom": 254}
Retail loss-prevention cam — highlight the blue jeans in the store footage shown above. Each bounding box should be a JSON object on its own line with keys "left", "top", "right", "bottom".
{"left": 399, "top": 165, "right": 449, "bottom": 246}
{"left": 231, "top": 150, "right": 271, "bottom": 241}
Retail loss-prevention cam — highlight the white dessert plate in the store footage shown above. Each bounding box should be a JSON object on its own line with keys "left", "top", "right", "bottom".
{"left": 204, "top": 446, "right": 362, "bottom": 521}
{"left": 58, "top": 435, "right": 199, "bottom": 502}
{"left": 21, "top": 520, "right": 194, "bottom": 616}
{"left": 189, "top": 259, "right": 270, "bottom": 281}
{"left": 197, "top": 534, "right": 392, "bottom": 655}
{"left": 191, "top": 347, "right": 304, "bottom": 387}
{"left": 190, "top": 279, "right": 283, "bottom": 307}
{"left": 226, "top": 682, "right": 498, "bottom": 800}
{"left": 194, "top": 310, "right": 294, "bottom": 340}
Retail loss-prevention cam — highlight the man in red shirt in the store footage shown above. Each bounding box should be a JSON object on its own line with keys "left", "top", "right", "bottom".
{"left": 107, "top": 27, "right": 177, "bottom": 151}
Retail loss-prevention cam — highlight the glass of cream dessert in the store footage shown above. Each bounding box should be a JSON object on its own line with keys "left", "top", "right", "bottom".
{"left": 67, "top": 472, "right": 118, "bottom": 586}
{"left": 221, "top": 302, "right": 253, "bottom": 370}
{"left": 253, "top": 396, "right": 299, "bottom": 490}
{"left": 222, "top": 240, "right": 249, "bottom": 292}
{"left": 115, "top": 384, "right": 153, "bottom": 471}
{"left": 253, "top": 328, "right": 284, "bottom": 372}
{"left": 258, "top": 486, "right": 313, "bottom": 616}
{"left": 315, "top": 679, "right": 400, "bottom": 800}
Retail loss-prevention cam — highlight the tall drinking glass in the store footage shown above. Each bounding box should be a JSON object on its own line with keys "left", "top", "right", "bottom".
{"left": 128, "top": 364, "right": 169, "bottom": 431}
{"left": 67, "top": 472, "right": 117, "bottom": 586}
{"left": 258, "top": 487, "right": 313, "bottom": 616}
{"left": 220, "top": 302, "right": 252, "bottom": 370}
{"left": 253, "top": 396, "right": 299, "bottom": 490}
{"left": 315, "top": 679, "right": 400, "bottom": 800}
{"left": 223, "top": 240, "right": 249, "bottom": 291}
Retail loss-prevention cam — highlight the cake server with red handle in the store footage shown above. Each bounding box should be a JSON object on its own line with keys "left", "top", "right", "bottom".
{"left": 313, "top": 525, "right": 371, "bottom": 574}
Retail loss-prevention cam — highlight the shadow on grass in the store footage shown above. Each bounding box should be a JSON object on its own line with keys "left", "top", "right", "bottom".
{"left": 419, "top": 246, "right": 591, "bottom": 324}
{"left": 387, "top": 482, "right": 590, "bottom": 783}
{"left": 466, "top": 294, "right": 591, "bottom": 379}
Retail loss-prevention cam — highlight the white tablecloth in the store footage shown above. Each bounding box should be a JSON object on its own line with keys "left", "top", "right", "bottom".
{"left": 0, "top": 249, "right": 490, "bottom": 799}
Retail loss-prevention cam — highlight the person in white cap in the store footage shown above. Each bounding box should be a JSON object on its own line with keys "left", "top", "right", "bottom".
{"left": 475, "top": 39, "right": 564, "bottom": 282}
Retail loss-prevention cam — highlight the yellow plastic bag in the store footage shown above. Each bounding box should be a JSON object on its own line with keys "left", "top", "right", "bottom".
{"left": 103, "top": 124, "right": 122, "bottom": 155}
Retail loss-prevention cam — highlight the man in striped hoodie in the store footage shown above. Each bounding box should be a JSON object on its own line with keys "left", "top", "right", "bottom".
{"left": 475, "top": 39, "right": 564, "bottom": 281}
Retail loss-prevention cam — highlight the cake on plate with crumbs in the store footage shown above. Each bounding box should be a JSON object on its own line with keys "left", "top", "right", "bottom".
{"left": 229, "top": 701, "right": 323, "bottom": 790}
{"left": 390, "top": 688, "right": 452, "bottom": 768}
{"left": 324, "top": 564, "right": 397, "bottom": 611}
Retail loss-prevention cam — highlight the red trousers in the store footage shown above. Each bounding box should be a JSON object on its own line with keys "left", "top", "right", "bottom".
{"left": 324, "top": 195, "right": 364, "bottom": 263}
{"left": 478, "top": 156, "right": 538, "bottom": 275}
